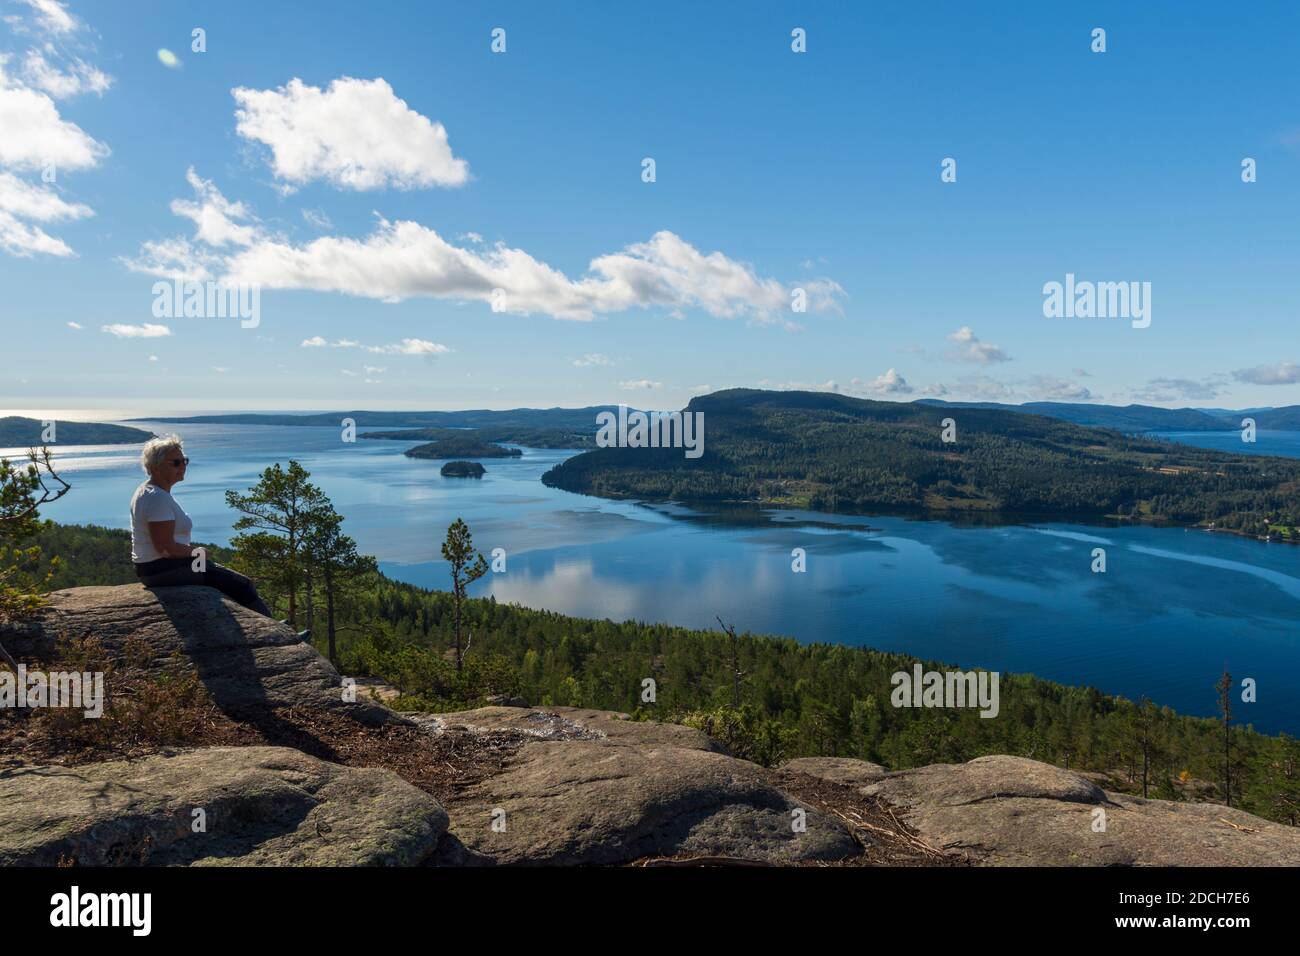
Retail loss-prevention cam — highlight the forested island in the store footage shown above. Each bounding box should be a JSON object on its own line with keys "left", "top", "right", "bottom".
{"left": 405, "top": 434, "right": 523, "bottom": 460}
{"left": 541, "top": 389, "right": 1300, "bottom": 539}
{"left": 0, "top": 416, "right": 152, "bottom": 446}
{"left": 440, "top": 460, "right": 485, "bottom": 478}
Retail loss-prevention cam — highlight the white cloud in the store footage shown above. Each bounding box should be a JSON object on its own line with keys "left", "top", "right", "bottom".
{"left": 148, "top": 354, "right": 158, "bottom": 362}
{"left": 856, "top": 368, "right": 913, "bottom": 395}
{"left": 372, "top": 338, "right": 447, "bottom": 356}
{"left": 170, "top": 168, "right": 258, "bottom": 247}
{"left": 619, "top": 379, "right": 662, "bottom": 390}
{"left": 133, "top": 176, "right": 846, "bottom": 323}
{"left": 1027, "top": 375, "right": 1094, "bottom": 401}
{"left": 122, "top": 237, "right": 216, "bottom": 281}
{"left": 20, "top": 50, "right": 111, "bottom": 98}
{"left": 66, "top": 320, "right": 80, "bottom": 329}
{"left": 232, "top": 77, "right": 470, "bottom": 191}
{"left": 924, "top": 375, "right": 1019, "bottom": 402}
{"left": 1131, "top": 377, "right": 1223, "bottom": 402}
{"left": 300, "top": 335, "right": 447, "bottom": 356}
{"left": 1233, "top": 362, "right": 1300, "bottom": 386}
{"left": 946, "top": 326, "right": 1011, "bottom": 365}
{"left": 0, "top": 65, "right": 107, "bottom": 171}
{"left": 301, "top": 208, "right": 332, "bottom": 230}
{"left": 573, "top": 353, "right": 613, "bottom": 367}
{"left": 0, "top": 8, "right": 111, "bottom": 259}
{"left": 15, "top": 0, "right": 78, "bottom": 35}
{"left": 0, "top": 170, "right": 92, "bottom": 256}
{"left": 102, "top": 323, "right": 171, "bottom": 338}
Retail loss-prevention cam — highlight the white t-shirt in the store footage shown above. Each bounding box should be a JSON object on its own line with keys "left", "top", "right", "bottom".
{"left": 130, "top": 482, "right": 193, "bottom": 563}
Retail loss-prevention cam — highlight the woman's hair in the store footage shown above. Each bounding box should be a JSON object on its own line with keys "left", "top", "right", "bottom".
{"left": 140, "top": 434, "right": 184, "bottom": 476}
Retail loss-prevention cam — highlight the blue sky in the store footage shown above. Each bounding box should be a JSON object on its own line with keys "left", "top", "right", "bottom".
{"left": 1, "top": 0, "right": 1298, "bottom": 415}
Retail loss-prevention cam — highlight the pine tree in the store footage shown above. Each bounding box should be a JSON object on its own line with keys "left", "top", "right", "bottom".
{"left": 304, "top": 507, "right": 376, "bottom": 666}
{"left": 441, "top": 518, "right": 487, "bottom": 674}
{"left": 225, "top": 461, "right": 325, "bottom": 626}
{"left": 1216, "top": 670, "right": 1235, "bottom": 807}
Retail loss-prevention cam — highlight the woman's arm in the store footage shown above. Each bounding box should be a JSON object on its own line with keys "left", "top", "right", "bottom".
{"left": 147, "top": 520, "right": 196, "bottom": 559}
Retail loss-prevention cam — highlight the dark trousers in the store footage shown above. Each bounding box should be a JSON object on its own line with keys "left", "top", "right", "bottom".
{"left": 135, "top": 557, "right": 274, "bottom": 618}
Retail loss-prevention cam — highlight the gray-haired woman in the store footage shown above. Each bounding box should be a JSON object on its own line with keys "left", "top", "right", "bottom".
{"left": 131, "top": 434, "right": 277, "bottom": 618}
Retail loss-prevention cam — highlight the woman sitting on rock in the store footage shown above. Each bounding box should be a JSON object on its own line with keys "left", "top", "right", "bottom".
{"left": 131, "top": 434, "right": 280, "bottom": 620}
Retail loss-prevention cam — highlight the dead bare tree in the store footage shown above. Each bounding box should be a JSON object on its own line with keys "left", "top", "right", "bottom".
{"left": 716, "top": 616, "right": 747, "bottom": 709}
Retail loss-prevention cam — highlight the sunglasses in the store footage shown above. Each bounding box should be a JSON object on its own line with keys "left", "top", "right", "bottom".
{"left": 168, "top": 457, "right": 190, "bottom": 467}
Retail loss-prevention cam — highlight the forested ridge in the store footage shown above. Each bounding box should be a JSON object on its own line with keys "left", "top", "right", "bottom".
{"left": 542, "top": 389, "right": 1300, "bottom": 538}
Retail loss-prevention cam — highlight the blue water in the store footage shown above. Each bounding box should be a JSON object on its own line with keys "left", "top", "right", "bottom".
{"left": 16, "top": 422, "right": 1300, "bottom": 734}
{"left": 1149, "top": 428, "right": 1300, "bottom": 458}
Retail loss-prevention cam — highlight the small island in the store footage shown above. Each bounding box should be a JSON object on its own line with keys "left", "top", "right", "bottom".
{"left": 405, "top": 434, "right": 523, "bottom": 460}
{"left": 440, "top": 460, "right": 486, "bottom": 478}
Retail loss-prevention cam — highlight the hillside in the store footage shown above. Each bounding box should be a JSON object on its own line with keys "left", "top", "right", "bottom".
{"left": 0, "top": 416, "right": 152, "bottom": 447}
{"left": 3, "top": 583, "right": 1297, "bottom": 866}
{"left": 541, "top": 389, "right": 1300, "bottom": 533}
{"left": 27, "top": 522, "right": 1300, "bottom": 825}
{"left": 1255, "top": 405, "right": 1300, "bottom": 430}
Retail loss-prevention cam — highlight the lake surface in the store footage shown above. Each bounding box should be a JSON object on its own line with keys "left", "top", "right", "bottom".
{"left": 1149, "top": 428, "right": 1300, "bottom": 458}
{"left": 15, "top": 421, "right": 1300, "bottom": 734}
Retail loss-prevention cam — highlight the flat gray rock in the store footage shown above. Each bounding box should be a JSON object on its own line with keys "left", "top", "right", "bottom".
{"left": 862, "top": 755, "right": 1300, "bottom": 866}
{"left": 2, "top": 584, "right": 400, "bottom": 726}
{"left": 436, "top": 738, "right": 857, "bottom": 866}
{"left": 416, "top": 705, "right": 725, "bottom": 752}
{"left": 779, "top": 756, "right": 888, "bottom": 786}
{"left": 0, "top": 746, "right": 448, "bottom": 866}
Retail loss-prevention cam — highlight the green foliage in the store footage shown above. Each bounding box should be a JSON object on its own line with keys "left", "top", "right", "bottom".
{"left": 0, "top": 450, "right": 69, "bottom": 630}
{"left": 441, "top": 517, "right": 488, "bottom": 673}
{"left": 225, "top": 460, "right": 328, "bottom": 625}
{"left": 679, "top": 705, "right": 796, "bottom": 765}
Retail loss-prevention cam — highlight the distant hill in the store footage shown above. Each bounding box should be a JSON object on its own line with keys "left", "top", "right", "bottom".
{"left": 363, "top": 425, "right": 594, "bottom": 449}
{"left": 130, "top": 407, "right": 623, "bottom": 432}
{"left": 542, "top": 388, "right": 1300, "bottom": 533}
{"left": 133, "top": 401, "right": 1300, "bottom": 435}
{"left": 915, "top": 400, "right": 1232, "bottom": 432}
{"left": 0, "top": 417, "right": 153, "bottom": 447}
{"left": 1254, "top": 405, "right": 1300, "bottom": 430}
